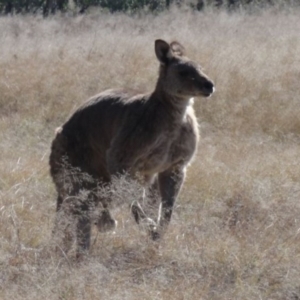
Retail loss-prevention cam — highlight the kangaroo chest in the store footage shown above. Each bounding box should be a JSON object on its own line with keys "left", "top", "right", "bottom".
{"left": 135, "top": 119, "right": 197, "bottom": 175}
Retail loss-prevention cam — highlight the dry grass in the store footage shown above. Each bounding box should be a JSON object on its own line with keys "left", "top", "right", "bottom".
{"left": 1, "top": 7, "right": 300, "bottom": 299}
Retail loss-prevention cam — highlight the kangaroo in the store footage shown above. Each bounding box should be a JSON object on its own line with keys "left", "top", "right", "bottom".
{"left": 49, "top": 39, "right": 214, "bottom": 256}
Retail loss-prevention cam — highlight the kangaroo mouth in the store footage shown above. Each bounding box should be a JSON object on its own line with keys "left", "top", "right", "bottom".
{"left": 201, "top": 86, "right": 215, "bottom": 97}
{"left": 202, "top": 92, "right": 212, "bottom": 97}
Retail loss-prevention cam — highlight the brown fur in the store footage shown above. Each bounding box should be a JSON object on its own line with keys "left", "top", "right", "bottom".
{"left": 49, "top": 39, "right": 214, "bottom": 256}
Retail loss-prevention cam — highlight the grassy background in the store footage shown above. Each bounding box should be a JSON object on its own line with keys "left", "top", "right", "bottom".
{"left": 0, "top": 6, "right": 300, "bottom": 299}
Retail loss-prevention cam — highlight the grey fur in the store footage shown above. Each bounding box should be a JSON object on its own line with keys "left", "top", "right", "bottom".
{"left": 49, "top": 39, "right": 214, "bottom": 256}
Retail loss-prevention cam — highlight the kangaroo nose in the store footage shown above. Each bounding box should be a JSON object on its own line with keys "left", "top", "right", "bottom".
{"left": 204, "top": 81, "right": 214, "bottom": 93}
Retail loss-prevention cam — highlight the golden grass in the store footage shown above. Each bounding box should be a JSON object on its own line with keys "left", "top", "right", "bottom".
{"left": 1, "top": 7, "right": 300, "bottom": 299}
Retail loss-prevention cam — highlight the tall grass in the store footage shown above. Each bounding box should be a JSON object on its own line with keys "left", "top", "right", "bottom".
{"left": 0, "top": 7, "right": 300, "bottom": 299}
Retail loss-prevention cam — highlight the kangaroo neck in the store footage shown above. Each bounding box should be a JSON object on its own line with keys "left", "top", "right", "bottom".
{"left": 152, "top": 88, "right": 191, "bottom": 123}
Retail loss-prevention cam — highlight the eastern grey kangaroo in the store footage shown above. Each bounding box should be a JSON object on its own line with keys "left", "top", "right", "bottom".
{"left": 49, "top": 39, "right": 214, "bottom": 256}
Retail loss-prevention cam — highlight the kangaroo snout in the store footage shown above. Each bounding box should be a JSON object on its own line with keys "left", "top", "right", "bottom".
{"left": 202, "top": 80, "right": 215, "bottom": 97}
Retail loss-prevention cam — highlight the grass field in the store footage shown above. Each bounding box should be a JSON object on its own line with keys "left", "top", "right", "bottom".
{"left": 0, "top": 6, "right": 300, "bottom": 299}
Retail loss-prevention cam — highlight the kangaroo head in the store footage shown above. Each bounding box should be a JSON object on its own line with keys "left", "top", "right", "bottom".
{"left": 155, "top": 39, "right": 214, "bottom": 98}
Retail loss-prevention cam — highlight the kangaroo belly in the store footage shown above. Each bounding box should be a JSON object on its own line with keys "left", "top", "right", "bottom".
{"left": 135, "top": 144, "right": 171, "bottom": 175}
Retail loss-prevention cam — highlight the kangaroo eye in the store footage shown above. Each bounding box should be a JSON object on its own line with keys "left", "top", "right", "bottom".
{"left": 179, "top": 70, "right": 189, "bottom": 77}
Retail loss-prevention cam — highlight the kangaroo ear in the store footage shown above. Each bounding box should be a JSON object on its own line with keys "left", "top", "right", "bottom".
{"left": 155, "top": 39, "right": 171, "bottom": 64}
{"left": 170, "top": 41, "right": 185, "bottom": 57}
